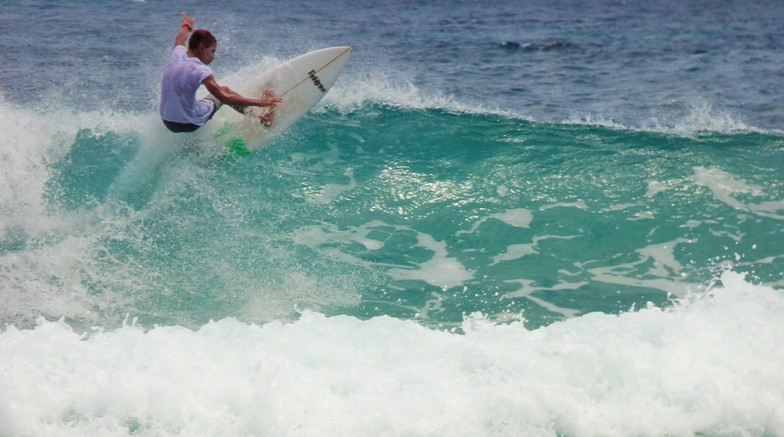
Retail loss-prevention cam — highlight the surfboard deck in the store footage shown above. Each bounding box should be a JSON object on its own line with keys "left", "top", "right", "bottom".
{"left": 204, "top": 46, "right": 352, "bottom": 155}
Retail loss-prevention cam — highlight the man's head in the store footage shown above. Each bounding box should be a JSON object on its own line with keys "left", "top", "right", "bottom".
{"left": 189, "top": 29, "right": 217, "bottom": 64}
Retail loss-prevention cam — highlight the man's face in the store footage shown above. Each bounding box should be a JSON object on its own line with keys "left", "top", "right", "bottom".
{"left": 198, "top": 43, "right": 217, "bottom": 65}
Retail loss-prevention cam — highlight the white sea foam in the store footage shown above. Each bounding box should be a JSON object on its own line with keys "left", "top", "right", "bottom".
{"left": 586, "top": 238, "right": 697, "bottom": 297}
{"left": 669, "top": 100, "right": 756, "bottom": 136}
{"left": 0, "top": 101, "right": 104, "bottom": 320}
{"left": 0, "top": 99, "right": 65, "bottom": 239}
{"left": 1, "top": 270, "right": 781, "bottom": 436}
{"left": 568, "top": 100, "right": 757, "bottom": 136}
{"left": 491, "top": 234, "right": 577, "bottom": 266}
{"left": 457, "top": 208, "right": 533, "bottom": 236}
{"left": 502, "top": 278, "right": 583, "bottom": 318}
{"left": 293, "top": 220, "right": 473, "bottom": 290}
{"left": 562, "top": 99, "right": 777, "bottom": 136}
{"left": 323, "top": 68, "right": 775, "bottom": 138}
{"left": 386, "top": 230, "right": 473, "bottom": 289}
{"left": 324, "top": 70, "right": 473, "bottom": 113}
{"left": 643, "top": 167, "right": 784, "bottom": 223}
{"left": 692, "top": 166, "right": 784, "bottom": 220}
{"left": 0, "top": 100, "right": 193, "bottom": 323}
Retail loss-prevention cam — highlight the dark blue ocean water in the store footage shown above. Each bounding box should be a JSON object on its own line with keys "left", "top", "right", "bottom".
{"left": 4, "top": 0, "right": 784, "bottom": 128}
{"left": 1, "top": 1, "right": 783, "bottom": 435}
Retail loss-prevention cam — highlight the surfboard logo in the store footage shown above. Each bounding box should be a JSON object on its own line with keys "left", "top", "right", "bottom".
{"left": 308, "top": 70, "right": 326, "bottom": 93}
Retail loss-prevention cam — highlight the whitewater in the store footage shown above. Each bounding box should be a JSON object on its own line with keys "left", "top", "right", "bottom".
{"left": 2, "top": 271, "right": 782, "bottom": 436}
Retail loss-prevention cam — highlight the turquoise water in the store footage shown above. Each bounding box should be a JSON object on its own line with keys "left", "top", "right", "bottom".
{"left": 1, "top": 0, "right": 783, "bottom": 435}
{"left": 12, "top": 104, "right": 782, "bottom": 330}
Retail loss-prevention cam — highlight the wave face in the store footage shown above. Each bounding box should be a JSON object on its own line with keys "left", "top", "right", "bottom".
{"left": 2, "top": 102, "right": 782, "bottom": 328}
{"left": 2, "top": 0, "right": 784, "bottom": 434}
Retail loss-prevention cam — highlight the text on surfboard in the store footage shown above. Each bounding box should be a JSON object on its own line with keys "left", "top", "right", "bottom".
{"left": 308, "top": 70, "right": 326, "bottom": 92}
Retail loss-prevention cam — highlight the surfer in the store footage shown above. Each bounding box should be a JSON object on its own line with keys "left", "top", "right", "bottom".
{"left": 160, "top": 12, "right": 283, "bottom": 133}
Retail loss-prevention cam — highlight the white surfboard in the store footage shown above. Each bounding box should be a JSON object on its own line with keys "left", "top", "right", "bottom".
{"left": 207, "top": 46, "right": 352, "bottom": 155}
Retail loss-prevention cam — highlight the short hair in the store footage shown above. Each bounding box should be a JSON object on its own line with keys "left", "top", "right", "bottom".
{"left": 188, "top": 29, "right": 217, "bottom": 51}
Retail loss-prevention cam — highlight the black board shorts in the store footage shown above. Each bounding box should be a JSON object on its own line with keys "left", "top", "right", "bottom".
{"left": 162, "top": 96, "right": 222, "bottom": 133}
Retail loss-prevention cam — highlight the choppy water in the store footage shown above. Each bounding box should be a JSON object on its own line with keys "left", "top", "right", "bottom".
{"left": 1, "top": 0, "right": 783, "bottom": 435}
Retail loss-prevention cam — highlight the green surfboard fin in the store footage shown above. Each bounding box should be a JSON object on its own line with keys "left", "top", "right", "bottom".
{"left": 226, "top": 137, "right": 250, "bottom": 157}
{"left": 214, "top": 123, "right": 250, "bottom": 157}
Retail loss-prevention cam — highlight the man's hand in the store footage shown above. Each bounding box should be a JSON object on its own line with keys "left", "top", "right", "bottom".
{"left": 181, "top": 12, "right": 196, "bottom": 30}
{"left": 262, "top": 97, "right": 284, "bottom": 106}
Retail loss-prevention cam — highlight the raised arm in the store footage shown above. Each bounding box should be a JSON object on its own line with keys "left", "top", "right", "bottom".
{"left": 174, "top": 12, "right": 196, "bottom": 47}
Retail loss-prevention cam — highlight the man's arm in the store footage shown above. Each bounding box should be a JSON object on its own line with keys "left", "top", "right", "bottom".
{"left": 174, "top": 12, "right": 196, "bottom": 47}
{"left": 202, "top": 75, "right": 283, "bottom": 109}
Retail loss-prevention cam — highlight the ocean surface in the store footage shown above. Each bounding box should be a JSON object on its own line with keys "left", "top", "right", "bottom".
{"left": 1, "top": 0, "right": 783, "bottom": 435}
